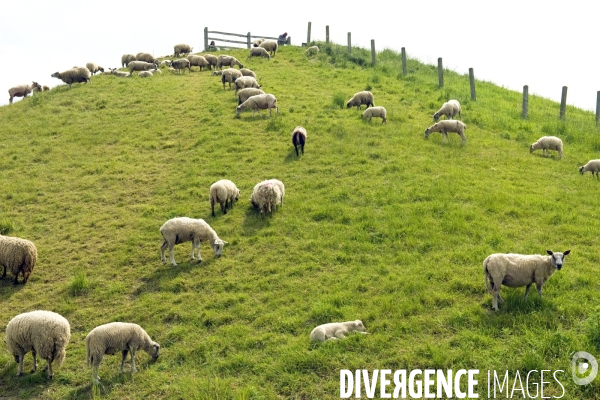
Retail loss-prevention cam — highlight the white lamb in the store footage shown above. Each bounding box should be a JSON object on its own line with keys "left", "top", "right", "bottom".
{"left": 250, "top": 180, "right": 282, "bottom": 216}
{"left": 259, "top": 40, "right": 278, "bottom": 56}
{"left": 234, "top": 76, "right": 261, "bottom": 95}
{"left": 240, "top": 68, "right": 257, "bottom": 79}
{"left": 362, "top": 106, "right": 387, "bottom": 123}
{"left": 160, "top": 217, "right": 226, "bottom": 266}
{"left": 346, "top": 91, "right": 374, "bottom": 109}
{"left": 5, "top": 310, "right": 71, "bottom": 378}
{"left": 236, "top": 93, "right": 278, "bottom": 117}
{"left": 246, "top": 47, "right": 271, "bottom": 61}
{"left": 0, "top": 234, "right": 38, "bottom": 284}
{"left": 221, "top": 68, "right": 243, "bottom": 90}
{"left": 424, "top": 120, "right": 467, "bottom": 143}
{"left": 483, "top": 250, "right": 571, "bottom": 311}
{"left": 433, "top": 99, "right": 461, "bottom": 121}
{"left": 237, "top": 88, "right": 265, "bottom": 105}
{"left": 305, "top": 46, "right": 319, "bottom": 56}
{"left": 86, "top": 62, "right": 105, "bottom": 75}
{"left": 209, "top": 179, "right": 240, "bottom": 216}
{"left": 310, "top": 320, "right": 368, "bottom": 342}
{"left": 138, "top": 70, "right": 153, "bottom": 77}
{"left": 579, "top": 159, "right": 600, "bottom": 178}
{"left": 266, "top": 179, "right": 284, "bottom": 205}
{"left": 187, "top": 55, "right": 210, "bottom": 71}
{"left": 216, "top": 55, "right": 243, "bottom": 69}
{"left": 85, "top": 322, "right": 160, "bottom": 383}
{"left": 529, "top": 136, "right": 563, "bottom": 159}
{"left": 8, "top": 82, "right": 42, "bottom": 104}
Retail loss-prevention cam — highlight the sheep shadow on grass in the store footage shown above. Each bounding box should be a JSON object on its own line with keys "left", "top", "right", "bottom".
{"left": 241, "top": 205, "right": 276, "bottom": 236}
{"left": 283, "top": 148, "right": 303, "bottom": 163}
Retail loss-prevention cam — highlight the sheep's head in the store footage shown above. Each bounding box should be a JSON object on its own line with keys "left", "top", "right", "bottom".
{"left": 211, "top": 238, "right": 227, "bottom": 257}
{"left": 32, "top": 81, "right": 42, "bottom": 91}
{"left": 234, "top": 188, "right": 240, "bottom": 201}
{"left": 346, "top": 101, "right": 352, "bottom": 108}
{"left": 236, "top": 105, "right": 242, "bottom": 115}
{"left": 51, "top": 72, "right": 60, "bottom": 79}
{"left": 433, "top": 112, "right": 440, "bottom": 121}
{"left": 547, "top": 250, "right": 570, "bottom": 270}
{"left": 352, "top": 320, "right": 366, "bottom": 332}
{"left": 150, "top": 342, "right": 160, "bottom": 359}
{"left": 579, "top": 166, "right": 585, "bottom": 174}
{"left": 529, "top": 144, "right": 535, "bottom": 153}
{"left": 424, "top": 128, "right": 432, "bottom": 138}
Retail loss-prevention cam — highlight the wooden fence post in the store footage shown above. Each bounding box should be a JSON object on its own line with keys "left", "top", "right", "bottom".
{"left": 522, "top": 85, "right": 529, "bottom": 120}
{"left": 371, "top": 40, "right": 376, "bottom": 66}
{"left": 246, "top": 32, "right": 251, "bottom": 49}
{"left": 326, "top": 25, "right": 329, "bottom": 44}
{"left": 560, "top": 86, "right": 568, "bottom": 120}
{"left": 307, "top": 22, "right": 311, "bottom": 44}
{"left": 348, "top": 32, "right": 351, "bottom": 54}
{"left": 596, "top": 91, "right": 600, "bottom": 125}
{"left": 437, "top": 58, "right": 444, "bottom": 88}
{"left": 204, "top": 27, "right": 208, "bottom": 52}
{"left": 469, "top": 68, "right": 476, "bottom": 101}
{"left": 401, "top": 47, "right": 407, "bottom": 76}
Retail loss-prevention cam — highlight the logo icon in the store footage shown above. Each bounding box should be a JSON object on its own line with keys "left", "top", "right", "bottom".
{"left": 572, "top": 351, "right": 598, "bottom": 385}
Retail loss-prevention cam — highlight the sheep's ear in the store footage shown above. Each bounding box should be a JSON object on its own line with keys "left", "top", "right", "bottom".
{"left": 546, "top": 250, "right": 553, "bottom": 255}
{"left": 222, "top": 240, "right": 229, "bottom": 244}
{"left": 563, "top": 250, "right": 571, "bottom": 256}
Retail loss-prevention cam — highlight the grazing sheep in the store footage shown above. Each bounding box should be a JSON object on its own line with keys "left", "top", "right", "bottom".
{"left": 121, "top": 54, "right": 136, "bottom": 68}
{"left": 136, "top": 52, "right": 157, "bottom": 64}
{"left": 234, "top": 76, "right": 261, "bottom": 95}
{"left": 240, "top": 68, "right": 257, "bottom": 79}
{"left": 0, "top": 235, "right": 37, "bottom": 284}
{"left": 51, "top": 68, "right": 91, "bottom": 89}
{"left": 433, "top": 99, "right": 461, "bottom": 121}
{"left": 187, "top": 55, "right": 210, "bottom": 71}
{"left": 483, "top": 250, "right": 571, "bottom": 311}
{"left": 203, "top": 54, "right": 218, "bottom": 69}
{"left": 579, "top": 159, "right": 600, "bottom": 178}
{"left": 86, "top": 62, "right": 104, "bottom": 75}
{"left": 346, "top": 91, "right": 374, "bottom": 110}
{"left": 305, "top": 46, "right": 319, "bottom": 56}
{"left": 6, "top": 310, "right": 70, "bottom": 378}
{"left": 128, "top": 61, "right": 157, "bottom": 75}
{"left": 237, "top": 88, "right": 265, "bottom": 105}
{"left": 259, "top": 40, "right": 278, "bottom": 56}
{"left": 529, "top": 136, "right": 563, "bottom": 159}
{"left": 171, "top": 58, "right": 191, "bottom": 74}
{"left": 209, "top": 179, "right": 240, "bottom": 216}
{"left": 138, "top": 70, "right": 153, "bottom": 77}
{"left": 250, "top": 180, "right": 282, "bottom": 216}
{"left": 310, "top": 320, "right": 368, "bottom": 342}
{"left": 216, "top": 55, "right": 244, "bottom": 69}
{"left": 85, "top": 322, "right": 160, "bottom": 383}
{"left": 362, "top": 106, "right": 387, "bottom": 123}
{"left": 160, "top": 217, "right": 226, "bottom": 266}
{"left": 292, "top": 126, "right": 307, "bottom": 156}
{"left": 221, "top": 68, "right": 243, "bottom": 90}
{"left": 236, "top": 93, "right": 278, "bottom": 117}
{"left": 424, "top": 120, "right": 467, "bottom": 143}
{"left": 174, "top": 43, "right": 192, "bottom": 57}
{"left": 253, "top": 38, "right": 265, "bottom": 47}
{"left": 8, "top": 82, "right": 41, "bottom": 103}
{"left": 266, "top": 178, "right": 285, "bottom": 205}
{"left": 246, "top": 47, "right": 271, "bottom": 61}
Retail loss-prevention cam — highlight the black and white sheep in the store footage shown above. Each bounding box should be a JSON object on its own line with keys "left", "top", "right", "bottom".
{"left": 171, "top": 58, "right": 191, "bottom": 74}
{"left": 529, "top": 136, "right": 563, "bottom": 159}
{"left": 424, "top": 120, "right": 467, "bottom": 143}
{"left": 8, "top": 82, "right": 41, "bottom": 104}
{"left": 187, "top": 55, "right": 210, "bottom": 71}
{"left": 209, "top": 179, "right": 240, "bottom": 216}
{"left": 85, "top": 322, "right": 160, "bottom": 383}
{"left": 250, "top": 180, "right": 282, "bottom": 216}
{"left": 483, "top": 250, "right": 570, "bottom": 311}
{"left": 346, "top": 91, "right": 374, "bottom": 110}
{"left": 259, "top": 40, "right": 278, "bottom": 56}
{"left": 128, "top": 61, "right": 157, "bottom": 76}
{"left": 433, "top": 99, "right": 461, "bottom": 121}
{"left": 234, "top": 76, "right": 261, "bottom": 95}
{"left": 221, "top": 68, "right": 243, "bottom": 90}
{"left": 121, "top": 54, "right": 136, "bottom": 68}
{"left": 51, "top": 67, "right": 92, "bottom": 89}
{"left": 240, "top": 68, "right": 257, "bottom": 79}
{"left": 362, "top": 106, "right": 387, "bottom": 123}
{"left": 310, "top": 320, "right": 368, "bottom": 342}
{"left": 160, "top": 217, "right": 226, "bottom": 266}
{"left": 579, "top": 159, "right": 600, "bottom": 178}
{"left": 292, "top": 126, "right": 307, "bottom": 156}
{"left": 6, "top": 310, "right": 70, "bottom": 378}
{"left": 216, "top": 55, "right": 244, "bottom": 69}
{"left": 236, "top": 93, "right": 278, "bottom": 117}
{"left": 86, "top": 62, "right": 104, "bottom": 75}
{"left": 237, "top": 88, "right": 265, "bottom": 105}
{"left": 0, "top": 235, "right": 37, "bottom": 284}
{"left": 246, "top": 47, "right": 271, "bottom": 61}
{"left": 174, "top": 43, "right": 192, "bottom": 57}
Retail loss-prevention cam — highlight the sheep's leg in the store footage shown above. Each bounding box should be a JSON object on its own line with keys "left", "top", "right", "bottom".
{"left": 160, "top": 241, "right": 168, "bottom": 264}
{"left": 46, "top": 360, "right": 53, "bottom": 379}
{"left": 524, "top": 283, "right": 533, "bottom": 300}
{"left": 31, "top": 351, "right": 38, "bottom": 372}
{"left": 1, "top": 264, "right": 6, "bottom": 278}
{"left": 130, "top": 348, "right": 137, "bottom": 372}
{"left": 196, "top": 239, "right": 203, "bottom": 262}
{"left": 120, "top": 350, "right": 128, "bottom": 372}
{"left": 211, "top": 199, "right": 216, "bottom": 217}
{"left": 190, "top": 242, "right": 196, "bottom": 260}
{"left": 92, "top": 364, "right": 100, "bottom": 383}
{"left": 16, "top": 354, "right": 24, "bottom": 376}
{"left": 169, "top": 245, "right": 177, "bottom": 266}
{"left": 334, "top": 330, "right": 347, "bottom": 339}
{"left": 536, "top": 281, "right": 543, "bottom": 299}
{"left": 492, "top": 284, "right": 501, "bottom": 311}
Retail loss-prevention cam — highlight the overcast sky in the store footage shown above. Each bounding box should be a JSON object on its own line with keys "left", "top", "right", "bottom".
{"left": 2, "top": 1, "right": 598, "bottom": 111}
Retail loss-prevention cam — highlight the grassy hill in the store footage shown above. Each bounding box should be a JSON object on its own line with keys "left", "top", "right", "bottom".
{"left": 0, "top": 43, "right": 599, "bottom": 399}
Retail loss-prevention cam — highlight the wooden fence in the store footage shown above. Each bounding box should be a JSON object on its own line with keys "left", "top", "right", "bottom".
{"left": 203, "top": 28, "right": 290, "bottom": 52}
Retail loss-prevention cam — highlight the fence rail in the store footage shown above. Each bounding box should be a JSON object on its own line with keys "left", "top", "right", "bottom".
{"left": 203, "top": 28, "right": 290, "bottom": 51}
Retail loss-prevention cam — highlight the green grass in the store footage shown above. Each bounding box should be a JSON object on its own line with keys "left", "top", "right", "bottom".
{"left": 0, "top": 42, "right": 599, "bottom": 399}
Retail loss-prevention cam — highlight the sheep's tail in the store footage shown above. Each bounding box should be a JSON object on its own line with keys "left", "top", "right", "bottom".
{"left": 483, "top": 257, "right": 493, "bottom": 294}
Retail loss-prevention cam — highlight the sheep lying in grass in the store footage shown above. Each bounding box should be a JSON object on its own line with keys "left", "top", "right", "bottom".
{"left": 217, "top": 55, "right": 243, "bottom": 69}
{"left": 483, "top": 250, "right": 570, "bottom": 311}
{"left": 579, "top": 159, "right": 600, "bottom": 178}
{"left": 346, "top": 91, "right": 374, "bottom": 110}
{"left": 6, "top": 310, "right": 70, "bottom": 378}
{"left": 138, "top": 71, "right": 153, "bottom": 77}
{"left": 174, "top": 43, "right": 192, "bottom": 57}
{"left": 236, "top": 93, "right": 278, "bottom": 117}
{"left": 310, "top": 320, "right": 368, "bottom": 342}
{"left": 210, "top": 180, "right": 240, "bottom": 216}
{"left": 259, "top": 40, "right": 278, "bottom": 56}
{"left": 86, "top": 62, "right": 104, "bottom": 75}
{"left": 250, "top": 180, "right": 282, "bottom": 216}
{"left": 128, "top": 61, "right": 157, "bottom": 76}
{"left": 433, "top": 99, "right": 461, "bottom": 121}
{"left": 424, "top": 120, "right": 467, "bottom": 143}
{"left": 160, "top": 217, "right": 226, "bottom": 266}
{"left": 111, "top": 69, "right": 131, "bottom": 77}
{"left": 187, "top": 55, "right": 210, "bottom": 71}
{"left": 529, "top": 136, "right": 563, "bottom": 159}
{"left": 240, "top": 68, "right": 257, "bottom": 79}
{"left": 362, "top": 106, "right": 387, "bottom": 123}
{"left": 121, "top": 54, "right": 136, "bottom": 68}
{"left": 86, "top": 322, "right": 159, "bottom": 383}
{"left": 171, "top": 58, "right": 191, "bottom": 74}
{"left": 221, "top": 68, "right": 243, "bottom": 89}
{"left": 51, "top": 67, "right": 91, "bottom": 89}
{"left": 246, "top": 47, "right": 271, "bottom": 61}
{"left": 0, "top": 235, "right": 38, "bottom": 284}
{"left": 8, "top": 82, "right": 41, "bottom": 103}
{"left": 204, "top": 54, "right": 218, "bottom": 69}
{"left": 234, "top": 76, "right": 261, "bottom": 95}
{"left": 237, "top": 88, "right": 265, "bottom": 105}
{"left": 305, "top": 46, "right": 319, "bottom": 56}
{"left": 292, "top": 126, "right": 307, "bottom": 156}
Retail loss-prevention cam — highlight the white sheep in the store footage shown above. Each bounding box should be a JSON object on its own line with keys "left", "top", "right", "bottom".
{"left": 128, "top": 61, "right": 157, "bottom": 75}
{"left": 259, "top": 40, "right": 278, "bottom": 56}
{"left": 310, "top": 320, "right": 368, "bottom": 342}
{"left": 160, "top": 60, "right": 172, "bottom": 67}
{"left": 579, "top": 159, "right": 600, "bottom": 178}
{"left": 250, "top": 180, "right": 282, "bottom": 216}
{"left": 240, "top": 68, "right": 257, "bottom": 79}
{"left": 203, "top": 54, "right": 218, "bottom": 69}
{"left": 209, "top": 179, "right": 240, "bottom": 216}
{"left": 234, "top": 76, "right": 261, "bottom": 95}
{"left": 171, "top": 58, "right": 191, "bottom": 74}
{"left": 138, "top": 70, "right": 153, "bottom": 77}
{"left": 237, "top": 88, "right": 265, "bottom": 105}
{"left": 424, "top": 120, "right": 467, "bottom": 143}
{"left": 212, "top": 70, "right": 223, "bottom": 76}
{"left": 483, "top": 250, "right": 571, "bottom": 311}
{"left": 121, "top": 54, "right": 136, "bottom": 68}
{"left": 111, "top": 69, "right": 131, "bottom": 77}
{"left": 529, "top": 136, "right": 563, "bottom": 159}
{"left": 246, "top": 47, "right": 271, "bottom": 61}
{"left": 8, "top": 82, "right": 42, "bottom": 104}
{"left": 51, "top": 67, "right": 91, "bottom": 89}
{"left": 266, "top": 178, "right": 285, "bottom": 205}
{"left": 362, "top": 106, "right": 387, "bottom": 123}
{"left": 174, "top": 43, "right": 192, "bottom": 57}
{"left": 221, "top": 68, "right": 243, "bottom": 90}
{"left": 85, "top": 62, "right": 105, "bottom": 75}
{"left": 0, "top": 235, "right": 37, "bottom": 284}
{"left": 292, "top": 126, "right": 307, "bottom": 156}
{"left": 136, "top": 52, "right": 157, "bottom": 64}
{"left": 85, "top": 322, "right": 160, "bottom": 383}
{"left": 160, "top": 217, "right": 226, "bottom": 266}
{"left": 187, "top": 55, "right": 210, "bottom": 71}
{"left": 433, "top": 99, "right": 461, "bottom": 121}
{"left": 5, "top": 310, "right": 70, "bottom": 378}
{"left": 236, "top": 93, "right": 278, "bottom": 117}
{"left": 252, "top": 38, "right": 265, "bottom": 47}
{"left": 305, "top": 46, "right": 319, "bottom": 56}
{"left": 346, "top": 91, "right": 374, "bottom": 110}
{"left": 216, "top": 55, "right": 244, "bottom": 69}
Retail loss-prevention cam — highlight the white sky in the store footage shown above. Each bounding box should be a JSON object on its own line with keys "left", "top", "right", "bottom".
{"left": 1, "top": 1, "right": 598, "bottom": 111}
